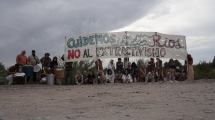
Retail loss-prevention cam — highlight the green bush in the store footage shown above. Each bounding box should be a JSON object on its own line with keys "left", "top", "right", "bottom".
{"left": 0, "top": 62, "right": 6, "bottom": 75}
{"left": 0, "top": 62, "right": 6, "bottom": 84}
{"left": 194, "top": 60, "right": 215, "bottom": 79}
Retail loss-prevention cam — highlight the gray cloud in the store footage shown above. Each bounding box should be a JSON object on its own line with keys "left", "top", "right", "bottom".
{"left": 115, "top": 0, "right": 215, "bottom": 64}
{"left": 0, "top": 0, "right": 160, "bottom": 66}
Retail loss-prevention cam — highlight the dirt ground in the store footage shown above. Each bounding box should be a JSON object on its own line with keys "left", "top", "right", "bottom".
{"left": 0, "top": 79, "right": 215, "bottom": 120}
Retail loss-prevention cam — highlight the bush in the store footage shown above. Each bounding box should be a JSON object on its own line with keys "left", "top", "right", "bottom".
{"left": 0, "top": 62, "right": 6, "bottom": 75}
{"left": 0, "top": 62, "right": 6, "bottom": 84}
{"left": 194, "top": 60, "right": 215, "bottom": 79}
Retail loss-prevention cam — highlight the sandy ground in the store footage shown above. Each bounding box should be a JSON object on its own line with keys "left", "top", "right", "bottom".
{"left": 0, "top": 80, "right": 215, "bottom": 120}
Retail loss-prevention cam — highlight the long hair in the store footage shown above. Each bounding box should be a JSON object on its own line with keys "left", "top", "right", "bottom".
{"left": 187, "top": 54, "right": 193, "bottom": 65}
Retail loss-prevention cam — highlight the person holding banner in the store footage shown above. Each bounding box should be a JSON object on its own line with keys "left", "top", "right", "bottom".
{"left": 115, "top": 58, "right": 124, "bottom": 82}
{"left": 124, "top": 57, "right": 131, "bottom": 73}
{"left": 187, "top": 54, "right": 194, "bottom": 80}
{"left": 131, "top": 62, "right": 138, "bottom": 82}
{"left": 155, "top": 58, "right": 163, "bottom": 82}
{"left": 145, "top": 58, "right": 155, "bottom": 83}
{"left": 106, "top": 60, "right": 115, "bottom": 83}
{"left": 138, "top": 60, "right": 146, "bottom": 82}
{"left": 168, "top": 59, "right": 176, "bottom": 82}
{"left": 95, "top": 59, "right": 105, "bottom": 84}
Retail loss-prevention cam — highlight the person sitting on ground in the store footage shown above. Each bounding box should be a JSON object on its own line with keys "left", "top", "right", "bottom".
{"left": 5, "top": 65, "right": 17, "bottom": 85}
{"left": 87, "top": 71, "right": 95, "bottom": 84}
{"left": 175, "top": 65, "right": 184, "bottom": 81}
{"left": 75, "top": 70, "right": 83, "bottom": 85}
{"left": 122, "top": 69, "right": 133, "bottom": 83}
{"left": 82, "top": 71, "right": 88, "bottom": 84}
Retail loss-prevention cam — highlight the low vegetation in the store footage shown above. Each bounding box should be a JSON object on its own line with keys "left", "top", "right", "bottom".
{"left": 194, "top": 57, "right": 215, "bottom": 79}
{"left": 0, "top": 62, "right": 6, "bottom": 84}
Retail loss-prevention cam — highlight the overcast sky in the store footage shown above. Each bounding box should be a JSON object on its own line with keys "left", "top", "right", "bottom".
{"left": 0, "top": 0, "right": 214, "bottom": 67}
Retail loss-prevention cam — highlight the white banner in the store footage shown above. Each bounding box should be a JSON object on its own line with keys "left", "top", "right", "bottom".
{"left": 65, "top": 32, "right": 187, "bottom": 62}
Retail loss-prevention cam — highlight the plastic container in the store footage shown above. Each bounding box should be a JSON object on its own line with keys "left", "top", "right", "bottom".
{"left": 47, "top": 74, "right": 54, "bottom": 85}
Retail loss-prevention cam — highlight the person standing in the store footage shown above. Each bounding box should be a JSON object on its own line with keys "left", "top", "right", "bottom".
{"left": 187, "top": 54, "right": 194, "bottom": 80}
{"left": 28, "top": 50, "right": 40, "bottom": 83}
{"left": 28, "top": 50, "right": 40, "bottom": 82}
{"left": 28, "top": 50, "right": 40, "bottom": 66}
{"left": 131, "top": 62, "right": 137, "bottom": 82}
{"left": 40, "top": 53, "right": 51, "bottom": 74}
{"left": 124, "top": 57, "right": 131, "bottom": 73}
{"left": 155, "top": 58, "right": 163, "bottom": 81}
{"left": 106, "top": 59, "right": 115, "bottom": 83}
{"left": 50, "top": 56, "right": 58, "bottom": 73}
{"left": 116, "top": 58, "right": 124, "bottom": 73}
{"left": 116, "top": 58, "right": 124, "bottom": 82}
{"left": 138, "top": 61, "right": 146, "bottom": 82}
{"left": 145, "top": 58, "right": 156, "bottom": 83}
{"left": 64, "top": 62, "right": 75, "bottom": 85}
{"left": 168, "top": 59, "right": 176, "bottom": 82}
{"left": 16, "top": 50, "right": 28, "bottom": 72}
{"left": 95, "top": 59, "right": 105, "bottom": 84}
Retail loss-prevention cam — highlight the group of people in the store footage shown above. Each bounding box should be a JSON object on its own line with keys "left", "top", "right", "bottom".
{"left": 73, "top": 54, "right": 194, "bottom": 85}
{"left": 7, "top": 50, "right": 194, "bottom": 85}
{"left": 7, "top": 50, "right": 59, "bottom": 84}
